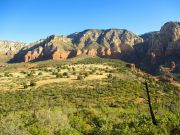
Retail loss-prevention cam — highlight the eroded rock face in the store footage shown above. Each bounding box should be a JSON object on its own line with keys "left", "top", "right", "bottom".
{"left": 140, "top": 22, "right": 180, "bottom": 57}
{"left": 9, "top": 28, "right": 143, "bottom": 62}
{"left": 126, "top": 63, "right": 137, "bottom": 72}
{"left": 170, "top": 61, "right": 176, "bottom": 71}
{"left": 10, "top": 21, "right": 180, "bottom": 66}
{"left": 0, "top": 40, "right": 27, "bottom": 61}
{"left": 52, "top": 50, "right": 71, "bottom": 60}
{"left": 149, "top": 52, "right": 157, "bottom": 64}
{"left": 87, "top": 49, "right": 97, "bottom": 57}
{"left": 24, "top": 46, "right": 44, "bottom": 62}
{"left": 24, "top": 51, "right": 32, "bottom": 63}
{"left": 76, "top": 49, "right": 82, "bottom": 56}
{"left": 69, "top": 29, "right": 143, "bottom": 55}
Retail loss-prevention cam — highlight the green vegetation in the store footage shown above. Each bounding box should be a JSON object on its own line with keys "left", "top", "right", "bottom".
{"left": 0, "top": 57, "right": 179, "bottom": 135}
{"left": 77, "top": 75, "right": 84, "bottom": 80}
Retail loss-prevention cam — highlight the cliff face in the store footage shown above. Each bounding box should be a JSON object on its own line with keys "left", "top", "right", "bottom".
{"left": 14, "top": 35, "right": 75, "bottom": 62}
{"left": 68, "top": 29, "right": 143, "bottom": 54}
{"left": 139, "top": 22, "right": 180, "bottom": 57}
{"left": 133, "top": 21, "right": 180, "bottom": 74}
{"left": 6, "top": 21, "right": 180, "bottom": 68}
{"left": 10, "top": 29, "right": 143, "bottom": 62}
{"left": 0, "top": 40, "right": 27, "bottom": 61}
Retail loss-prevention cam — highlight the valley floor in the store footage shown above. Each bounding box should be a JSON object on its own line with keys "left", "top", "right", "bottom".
{"left": 0, "top": 57, "right": 179, "bottom": 135}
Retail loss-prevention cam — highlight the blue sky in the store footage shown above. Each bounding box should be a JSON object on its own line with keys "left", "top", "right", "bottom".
{"left": 0, "top": 0, "right": 180, "bottom": 43}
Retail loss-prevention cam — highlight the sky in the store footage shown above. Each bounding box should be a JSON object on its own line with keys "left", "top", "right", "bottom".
{"left": 0, "top": 0, "right": 180, "bottom": 43}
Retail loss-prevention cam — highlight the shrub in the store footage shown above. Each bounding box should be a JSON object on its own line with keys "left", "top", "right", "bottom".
{"left": 31, "top": 70, "right": 36, "bottom": 74}
{"left": 38, "top": 72, "right": 43, "bottom": 75}
{"left": 56, "top": 74, "right": 63, "bottom": 78}
{"left": 77, "top": 75, "right": 84, "bottom": 80}
{"left": 72, "top": 72, "right": 76, "bottom": 75}
{"left": 30, "top": 81, "right": 36, "bottom": 86}
{"left": 72, "top": 67, "right": 76, "bottom": 71}
{"left": 4, "top": 72, "right": 10, "bottom": 77}
{"left": 27, "top": 72, "right": 34, "bottom": 77}
{"left": 84, "top": 72, "right": 89, "bottom": 77}
{"left": 107, "top": 74, "right": 113, "bottom": 78}
{"left": 52, "top": 72, "right": 58, "bottom": 75}
{"left": 23, "top": 82, "right": 28, "bottom": 89}
{"left": 63, "top": 72, "right": 68, "bottom": 76}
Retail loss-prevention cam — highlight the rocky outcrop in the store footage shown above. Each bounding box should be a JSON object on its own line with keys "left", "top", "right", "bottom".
{"left": 126, "top": 63, "right": 137, "bottom": 72}
{"left": 68, "top": 29, "right": 143, "bottom": 55}
{"left": 0, "top": 40, "right": 27, "bottom": 60}
{"left": 170, "top": 61, "right": 176, "bottom": 71}
{"left": 52, "top": 50, "right": 71, "bottom": 60}
{"left": 20, "top": 35, "right": 75, "bottom": 62}
{"left": 76, "top": 49, "right": 82, "bottom": 56}
{"left": 7, "top": 21, "right": 180, "bottom": 74}
{"left": 87, "top": 49, "right": 97, "bottom": 57}
{"left": 140, "top": 22, "right": 180, "bottom": 58}
{"left": 134, "top": 21, "right": 180, "bottom": 74}
{"left": 14, "top": 29, "right": 143, "bottom": 62}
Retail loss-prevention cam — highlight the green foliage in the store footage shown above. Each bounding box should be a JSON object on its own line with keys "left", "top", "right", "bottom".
{"left": 30, "top": 81, "right": 36, "bottom": 86}
{"left": 107, "top": 74, "right": 113, "bottom": 78}
{"left": 4, "top": 72, "right": 10, "bottom": 77}
{"left": 63, "top": 72, "right": 68, "bottom": 76}
{"left": 0, "top": 57, "right": 179, "bottom": 135}
{"left": 38, "top": 72, "right": 43, "bottom": 75}
{"left": 77, "top": 75, "right": 84, "bottom": 80}
{"left": 56, "top": 73, "right": 63, "bottom": 78}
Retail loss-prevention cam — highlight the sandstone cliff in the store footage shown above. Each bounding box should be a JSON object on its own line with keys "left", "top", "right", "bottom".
{"left": 134, "top": 21, "right": 180, "bottom": 74}
{"left": 10, "top": 29, "right": 143, "bottom": 62}
{"left": 0, "top": 40, "right": 27, "bottom": 61}
{"left": 7, "top": 21, "right": 180, "bottom": 71}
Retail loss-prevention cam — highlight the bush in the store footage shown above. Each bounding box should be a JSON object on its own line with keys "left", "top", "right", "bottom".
{"left": 27, "top": 72, "right": 34, "bottom": 77}
{"left": 77, "top": 75, "right": 84, "bottom": 80}
{"left": 63, "top": 72, "right": 68, "bottom": 76}
{"left": 56, "top": 74, "right": 63, "bottom": 78}
{"left": 72, "top": 67, "right": 76, "bottom": 71}
{"left": 57, "top": 68, "right": 61, "bottom": 72}
{"left": 52, "top": 72, "right": 58, "bottom": 75}
{"left": 38, "top": 72, "right": 43, "bottom": 75}
{"left": 30, "top": 81, "right": 36, "bottom": 86}
{"left": 84, "top": 72, "right": 89, "bottom": 77}
{"left": 23, "top": 82, "right": 28, "bottom": 89}
{"left": 4, "top": 72, "right": 10, "bottom": 77}
{"left": 72, "top": 72, "right": 76, "bottom": 75}
{"left": 107, "top": 74, "right": 113, "bottom": 78}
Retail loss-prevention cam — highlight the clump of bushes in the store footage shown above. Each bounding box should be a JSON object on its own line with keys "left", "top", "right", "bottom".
{"left": 107, "top": 74, "right": 113, "bottom": 78}
{"left": 56, "top": 74, "right": 63, "bottom": 78}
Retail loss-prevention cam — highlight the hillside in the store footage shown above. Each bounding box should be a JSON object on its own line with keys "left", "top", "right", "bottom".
{"left": 0, "top": 57, "right": 179, "bottom": 134}
{"left": 0, "top": 40, "right": 27, "bottom": 61}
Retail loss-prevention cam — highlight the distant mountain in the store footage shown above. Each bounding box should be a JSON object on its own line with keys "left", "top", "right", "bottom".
{"left": 134, "top": 21, "right": 180, "bottom": 74}
{"left": 0, "top": 40, "right": 27, "bottom": 61}
{"left": 1, "top": 21, "right": 180, "bottom": 75}
{"left": 9, "top": 29, "right": 143, "bottom": 62}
